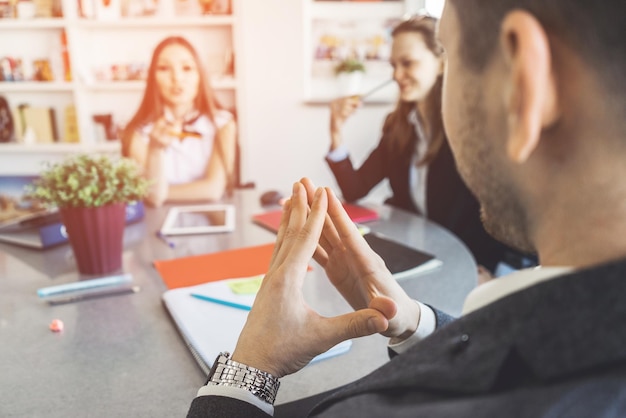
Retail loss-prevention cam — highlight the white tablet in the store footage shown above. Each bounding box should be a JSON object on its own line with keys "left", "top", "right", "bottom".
{"left": 160, "top": 204, "right": 236, "bottom": 236}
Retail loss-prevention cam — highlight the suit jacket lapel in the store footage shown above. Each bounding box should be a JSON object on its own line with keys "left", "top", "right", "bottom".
{"left": 318, "top": 258, "right": 626, "bottom": 409}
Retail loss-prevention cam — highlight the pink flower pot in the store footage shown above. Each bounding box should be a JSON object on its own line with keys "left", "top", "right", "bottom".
{"left": 60, "top": 203, "right": 126, "bottom": 275}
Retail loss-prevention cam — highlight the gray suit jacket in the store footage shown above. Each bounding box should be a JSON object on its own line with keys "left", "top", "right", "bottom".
{"left": 187, "top": 258, "right": 626, "bottom": 417}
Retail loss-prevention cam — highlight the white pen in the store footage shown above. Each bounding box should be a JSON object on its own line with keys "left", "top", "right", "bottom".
{"left": 357, "top": 79, "right": 394, "bottom": 101}
{"left": 37, "top": 273, "right": 133, "bottom": 298}
{"left": 47, "top": 285, "right": 140, "bottom": 305}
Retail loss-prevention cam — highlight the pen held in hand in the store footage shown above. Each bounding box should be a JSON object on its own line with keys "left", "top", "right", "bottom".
{"left": 355, "top": 79, "right": 394, "bottom": 101}
{"left": 167, "top": 129, "right": 202, "bottom": 139}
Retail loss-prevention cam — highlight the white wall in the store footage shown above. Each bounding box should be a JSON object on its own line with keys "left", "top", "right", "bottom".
{"left": 239, "top": 0, "right": 394, "bottom": 204}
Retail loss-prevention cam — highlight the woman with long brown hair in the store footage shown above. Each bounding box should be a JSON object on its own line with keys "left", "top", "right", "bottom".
{"left": 121, "top": 36, "right": 236, "bottom": 207}
{"left": 326, "top": 16, "right": 531, "bottom": 274}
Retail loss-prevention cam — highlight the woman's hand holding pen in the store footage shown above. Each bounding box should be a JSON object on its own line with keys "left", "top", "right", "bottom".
{"left": 148, "top": 117, "right": 179, "bottom": 149}
{"left": 329, "top": 96, "right": 361, "bottom": 151}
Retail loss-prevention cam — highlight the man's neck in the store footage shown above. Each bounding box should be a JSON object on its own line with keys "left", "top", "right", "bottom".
{"left": 534, "top": 196, "right": 626, "bottom": 268}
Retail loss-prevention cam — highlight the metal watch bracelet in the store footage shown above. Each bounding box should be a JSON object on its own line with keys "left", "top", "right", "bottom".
{"left": 206, "top": 352, "right": 280, "bottom": 405}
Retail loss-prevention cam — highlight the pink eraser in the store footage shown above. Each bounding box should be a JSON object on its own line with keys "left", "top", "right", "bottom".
{"left": 49, "top": 319, "right": 64, "bottom": 332}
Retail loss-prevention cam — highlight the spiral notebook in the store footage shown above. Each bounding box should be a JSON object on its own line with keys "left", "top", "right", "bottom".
{"left": 162, "top": 278, "right": 352, "bottom": 374}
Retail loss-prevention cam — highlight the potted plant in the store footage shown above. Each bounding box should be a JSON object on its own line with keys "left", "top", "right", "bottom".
{"left": 334, "top": 58, "right": 366, "bottom": 96}
{"left": 26, "top": 154, "right": 149, "bottom": 275}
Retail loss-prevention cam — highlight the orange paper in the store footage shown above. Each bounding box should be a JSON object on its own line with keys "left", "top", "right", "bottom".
{"left": 154, "top": 243, "right": 276, "bottom": 289}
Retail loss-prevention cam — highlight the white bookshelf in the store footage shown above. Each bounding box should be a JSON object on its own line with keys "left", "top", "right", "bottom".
{"left": 0, "top": 141, "right": 120, "bottom": 153}
{"left": 302, "top": 0, "right": 411, "bottom": 104}
{"left": 0, "top": 0, "right": 244, "bottom": 175}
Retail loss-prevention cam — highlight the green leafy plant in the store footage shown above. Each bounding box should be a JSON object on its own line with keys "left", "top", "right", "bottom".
{"left": 334, "top": 58, "right": 366, "bottom": 75}
{"left": 26, "top": 154, "right": 149, "bottom": 208}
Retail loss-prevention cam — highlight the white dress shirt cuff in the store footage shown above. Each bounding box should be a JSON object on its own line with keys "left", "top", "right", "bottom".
{"left": 326, "top": 145, "right": 349, "bottom": 162}
{"left": 196, "top": 384, "right": 274, "bottom": 416}
{"left": 388, "top": 301, "right": 436, "bottom": 354}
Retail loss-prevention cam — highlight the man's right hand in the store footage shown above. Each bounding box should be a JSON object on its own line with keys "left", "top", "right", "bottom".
{"left": 301, "top": 178, "right": 422, "bottom": 340}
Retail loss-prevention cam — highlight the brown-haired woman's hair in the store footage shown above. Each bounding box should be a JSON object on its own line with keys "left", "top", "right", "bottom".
{"left": 120, "top": 36, "right": 221, "bottom": 157}
{"left": 384, "top": 15, "right": 445, "bottom": 166}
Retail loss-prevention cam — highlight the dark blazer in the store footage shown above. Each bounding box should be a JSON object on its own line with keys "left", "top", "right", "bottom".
{"left": 326, "top": 116, "right": 512, "bottom": 271}
{"left": 187, "top": 258, "right": 626, "bottom": 418}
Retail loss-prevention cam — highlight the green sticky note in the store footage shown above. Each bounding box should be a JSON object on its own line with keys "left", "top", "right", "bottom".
{"left": 357, "top": 224, "right": 371, "bottom": 235}
{"left": 228, "top": 275, "right": 264, "bottom": 295}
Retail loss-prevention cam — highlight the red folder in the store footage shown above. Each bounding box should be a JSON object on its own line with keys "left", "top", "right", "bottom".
{"left": 343, "top": 203, "right": 380, "bottom": 223}
{"left": 252, "top": 203, "right": 379, "bottom": 234}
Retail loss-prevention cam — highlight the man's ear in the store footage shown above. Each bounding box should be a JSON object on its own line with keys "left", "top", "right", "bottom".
{"left": 501, "top": 10, "right": 559, "bottom": 163}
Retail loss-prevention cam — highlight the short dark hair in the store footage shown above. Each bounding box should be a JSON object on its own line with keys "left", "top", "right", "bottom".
{"left": 448, "top": 0, "right": 626, "bottom": 101}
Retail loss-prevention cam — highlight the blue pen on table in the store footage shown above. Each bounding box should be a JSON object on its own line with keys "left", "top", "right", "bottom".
{"left": 190, "top": 293, "right": 252, "bottom": 311}
{"left": 156, "top": 230, "right": 175, "bottom": 248}
{"left": 37, "top": 273, "right": 133, "bottom": 298}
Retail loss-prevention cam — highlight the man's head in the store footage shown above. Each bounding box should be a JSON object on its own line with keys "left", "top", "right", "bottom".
{"left": 439, "top": 0, "right": 626, "bottom": 261}
{"left": 446, "top": 0, "right": 626, "bottom": 99}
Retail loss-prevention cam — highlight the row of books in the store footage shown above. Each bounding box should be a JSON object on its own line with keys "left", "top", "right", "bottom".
{"left": 11, "top": 104, "right": 80, "bottom": 144}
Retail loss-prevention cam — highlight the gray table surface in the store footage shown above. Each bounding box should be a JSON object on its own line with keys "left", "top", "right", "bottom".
{"left": 0, "top": 189, "right": 477, "bottom": 418}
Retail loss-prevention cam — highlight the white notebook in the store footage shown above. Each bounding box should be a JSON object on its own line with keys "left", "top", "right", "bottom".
{"left": 162, "top": 278, "right": 352, "bottom": 375}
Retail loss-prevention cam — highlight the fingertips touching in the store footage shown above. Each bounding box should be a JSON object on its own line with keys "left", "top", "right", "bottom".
{"left": 329, "top": 309, "right": 389, "bottom": 342}
{"left": 271, "top": 199, "right": 292, "bottom": 265}
{"left": 325, "top": 187, "right": 360, "bottom": 238}
{"left": 304, "top": 188, "right": 328, "bottom": 236}
{"left": 287, "top": 183, "right": 308, "bottom": 231}
{"left": 367, "top": 312, "right": 390, "bottom": 334}
{"left": 299, "top": 178, "right": 317, "bottom": 204}
{"left": 369, "top": 296, "right": 398, "bottom": 321}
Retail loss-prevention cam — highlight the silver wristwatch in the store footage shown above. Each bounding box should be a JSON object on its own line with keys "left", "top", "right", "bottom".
{"left": 206, "top": 351, "right": 281, "bottom": 405}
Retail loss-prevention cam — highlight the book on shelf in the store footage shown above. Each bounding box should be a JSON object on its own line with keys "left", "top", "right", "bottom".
{"left": 19, "top": 106, "right": 58, "bottom": 143}
{"left": 64, "top": 105, "right": 80, "bottom": 143}
{"left": 11, "top": 107, "right": 23, "bottom": 142}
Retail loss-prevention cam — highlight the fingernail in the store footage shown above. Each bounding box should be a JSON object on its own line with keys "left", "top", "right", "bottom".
{"left": 292, "top": 182, "right": 299, "bottom": 194}
{"left": 368, "top": 316, "right": 383, "bottom": 333}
